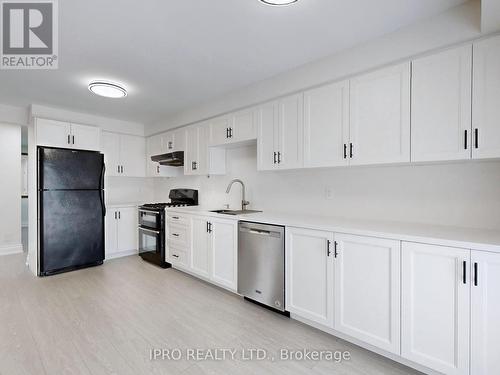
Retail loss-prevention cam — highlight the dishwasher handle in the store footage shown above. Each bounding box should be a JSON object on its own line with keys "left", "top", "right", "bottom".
{"left": 240, "top": 226, "right": 282, "bottom": 238}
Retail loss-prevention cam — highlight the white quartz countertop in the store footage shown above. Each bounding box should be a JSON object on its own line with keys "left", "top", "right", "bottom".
{"left": 166, "top": 206, "right": 500, "bottom": 253}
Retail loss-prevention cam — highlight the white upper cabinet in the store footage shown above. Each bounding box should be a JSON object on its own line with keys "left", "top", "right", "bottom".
{"left": 472, "top": 35, "right": 500, "bottom": 160}
{"left": 102, "top": 131, "right": 145, "bottom": 177}
{"left": 349, "top": 63, "right": 411, "bottom": 165}
{"left": 209, "top": 116, "right": 233, "bottom": 146}
{"left": 304, "top": 81, "right": 350, "bottom": 168}
{"left": 471, "top": 251, "right": 500, "bottom": 375}
{"left": 35, "top": 118, "right": 100, "bottom": 151}
{"left": 36, "top": 119, "right": 71, "bottom": 148}
{"left": 70, "top": 123, "right": 101, "bottom": 151}
{"left": 411, "top": 45, "right": 472, "bottom": 162}
{"left": 286, "top": 227, "right": 334, "bottom": 328}
{"left": 334, "top": 234, "right": 401, "bottom": 354}
{"left": 401, "top": 242, "right": 470, "bottom": 375}
{"left": 185, "top": 123, "right": 226, "bottom": 176}
{"left": 120, "top": 134, "right": 146, "bottom": 177}
{"left": 257, "top": 94, "right": 303, "bottom": 171}
{"left": 209, "top": 109, "right": 257, "bottom": 146}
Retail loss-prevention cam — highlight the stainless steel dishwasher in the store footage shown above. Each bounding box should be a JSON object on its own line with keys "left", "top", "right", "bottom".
{"left": 238, "top": 221, "right": 286, "bottom": 312}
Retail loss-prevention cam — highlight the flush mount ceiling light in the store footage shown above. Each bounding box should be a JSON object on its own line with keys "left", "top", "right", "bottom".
{"left": 88, "top": 81, "right": 127, "bottom": 98}
{"left": 259, "top": 0, "right": 299, "bottom": 6}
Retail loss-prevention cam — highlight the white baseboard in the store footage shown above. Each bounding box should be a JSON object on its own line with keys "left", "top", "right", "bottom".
{"left": 0, "top": 243, "right": 23, "bottom": 256}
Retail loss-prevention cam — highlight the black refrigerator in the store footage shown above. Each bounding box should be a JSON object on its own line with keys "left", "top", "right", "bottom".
{"left": 38, "top": 147, "right": 106, "bottom": 276}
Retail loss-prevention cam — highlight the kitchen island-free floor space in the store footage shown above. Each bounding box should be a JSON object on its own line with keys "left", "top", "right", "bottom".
{"left": 0, "top": 253, "right": 421, "bottom": 375}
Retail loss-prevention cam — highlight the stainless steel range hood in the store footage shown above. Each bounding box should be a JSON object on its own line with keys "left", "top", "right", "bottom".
{"left": 151, "top": 151, "right": 184, "bottom": 167}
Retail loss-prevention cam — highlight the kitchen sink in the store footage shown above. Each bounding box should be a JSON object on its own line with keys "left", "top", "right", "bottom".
{"left": 210, "top": 209, "right": 262, "bottom": 215}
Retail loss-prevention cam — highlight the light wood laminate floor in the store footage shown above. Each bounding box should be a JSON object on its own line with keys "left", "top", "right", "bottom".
{"left": 0, "top": 254, "right": 422, "bottom": 375}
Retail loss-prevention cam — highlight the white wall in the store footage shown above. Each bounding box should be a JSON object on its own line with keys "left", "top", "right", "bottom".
{"left": 105, "top": 177, "right": 154, "bottom": 205}
{"left": 147, "top": 0, "right": 483, "bottom": 135}
{"left": 153, "top": 146, "right": 500, "bottom": 230}
{"left": 0, "top": 123, "right": 22, "bottom": 255}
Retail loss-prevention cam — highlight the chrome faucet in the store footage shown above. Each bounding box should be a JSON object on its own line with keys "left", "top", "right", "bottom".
{"left": 226, "top": 179, "right": 250, "bottom": 211}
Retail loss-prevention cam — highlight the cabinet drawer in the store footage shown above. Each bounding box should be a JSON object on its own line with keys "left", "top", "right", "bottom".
{"left": 170, "top": 247, "right": 189, "bottom": 269}
{"left": 168, "top": 224, "right": 189, "bottom": 248}
{"left": 167, "top": 213, "right": 189, "bottom": 226}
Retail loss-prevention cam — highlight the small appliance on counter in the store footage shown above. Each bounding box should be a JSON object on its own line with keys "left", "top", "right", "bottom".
{"left": 138, "top": 189, "right": 198, "bottom": 268}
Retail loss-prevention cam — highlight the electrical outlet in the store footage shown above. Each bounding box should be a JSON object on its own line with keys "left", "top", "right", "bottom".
{"left": 325, "top": 186, "right": 334, "bottom": 200}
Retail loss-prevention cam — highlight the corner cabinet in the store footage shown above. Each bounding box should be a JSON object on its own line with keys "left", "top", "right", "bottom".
{"left": 411, "top": 45, "right": 472, "bottom": 162}
{"left": 105, "top": 206, "right": 138, "bottom": 259}
{"left": 35, "top": 118, "right": 101, "bottom": 151}
{"left": 401, "top": 242, "right": 470, "bottom": 375}
{"left": 257, "top": 94, "right": 304, "bottom": 171}
{"left": 285, "top": 227, "right": 334, "bottom": 327}
{"left": 102, "top": 131, "right": 146, "bottom": 177}
{"left": 334, "top": 234, "right": 401, "bottom": 354}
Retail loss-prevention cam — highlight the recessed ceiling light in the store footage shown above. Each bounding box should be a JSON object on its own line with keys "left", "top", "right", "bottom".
{"left": 88, "top": 81, "right": 127, "bottom": 98}
{"left": 259, "top": 0, "right": 299, "bottom": 6}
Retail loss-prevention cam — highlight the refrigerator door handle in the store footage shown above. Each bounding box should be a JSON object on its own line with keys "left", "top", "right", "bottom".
{"left": 99, "top": 162, "right": 106, "bottom": 216}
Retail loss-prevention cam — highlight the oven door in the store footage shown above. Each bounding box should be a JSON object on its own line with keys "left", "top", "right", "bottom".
{"left": 138, "top": 227, "right": 163, "bottom": 256}
{"left": 139, "top": 209, "right": 162, "bottom": 230}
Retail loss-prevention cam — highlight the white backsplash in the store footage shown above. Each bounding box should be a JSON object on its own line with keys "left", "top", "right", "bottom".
{"left": 153, "top": 145, "right": 500, "bottom": 230}
{"left": 106, "top": 176, "right": 155, "bottom": 205}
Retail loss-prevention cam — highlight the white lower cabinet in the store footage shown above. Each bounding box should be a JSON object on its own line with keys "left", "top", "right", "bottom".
{"left": 105, "top": 207, "right": 138, "bottom": 259}
{"left": 285, "top": 227, "right": 334, "bottom": 327}
{"left": 210, "top": 219, "right": 238, "bottom": 290}
{"left": 401, "top": 242, "right": 470, "bottom": 375}
{"left": 334, "top": 234, "right": 401, "bottom": 354}
{"left": 471, "top": 251, "right": 500, "bottom": 375}
{"left": 190, "top": 216, "right": 210, "bottom": 279}
{"left": 176, "top": 215, "right": 237, "bottom": 291}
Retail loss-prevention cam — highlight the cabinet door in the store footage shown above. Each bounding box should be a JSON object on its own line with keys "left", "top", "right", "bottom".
{"left": 210, "top": 218, "right": 237, "bottom": 290}
{"left": 184, "top": 126, "right": 199, "bottom": 175}
{"left": 101, "top": 131, "right": 121, "bottom": 177}
{"left": 471, "top": 251, "right": 500, "bottom": 375}
{"left": 116, "top": 207, "right": 138, "bottom": 253}
{"left": 162, "top": 132, "right": 174, "bottom": 152}
{"left": 304, "top": 81, "right": 350, "bottom": 168}
{"left": 36, "top": 118, "right": 71, "bottom": 148}
{"left": 277, "top": 94, "right": 303, "bottom": 169}
{"left": 257, "top": 102, "right": 278, "bottom": 171}
{"left": 120, "top": 135, "right": 146, "bottom": 177}
{"left": 171, "top": 128, "right": 186, "bottom": 152}
{"left": 334, "top": 234, "right": 400, "bottom": 354}
{"left": 411, "top": 45, "right": 472, "bottom": 162}
{"left": 194, "top": 125, "right": 208, "bottom": 175}
{"left": 71, "top": 124, "right": 101, "bottom": 151}
{"left": 286, "top": 227, "right": 334, "bottom": 327}
{"left": 146, "top": 135, "right": 163, "bottom": 177}
{"left": 104, "top": 210, "right": 118, "bottom": 258}
{"left": 350, "top": 63, "right": 410, "bottom": 165}
{"left": 401, "top": 242, "right": 470, "bottom": 375}
{"left": 191, "top": 216, "right": 210, "bottom": 278}
{"left": 232, "top": 108, "right": 256, "bottom": 142}
{"left": 209, "top": 116, "right": 232, "bottom": 146}
{"left": 472, "top": 35, "right": 500, "bottom": 159}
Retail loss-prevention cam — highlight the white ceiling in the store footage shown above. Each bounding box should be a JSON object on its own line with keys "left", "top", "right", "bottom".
{"left": 0, "top": 0, "right": 466, "bottom": 125}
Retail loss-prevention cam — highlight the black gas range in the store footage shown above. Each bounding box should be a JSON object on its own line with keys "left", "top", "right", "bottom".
{"left": 138, "top": 189, "right": 198, "bottom": 268}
